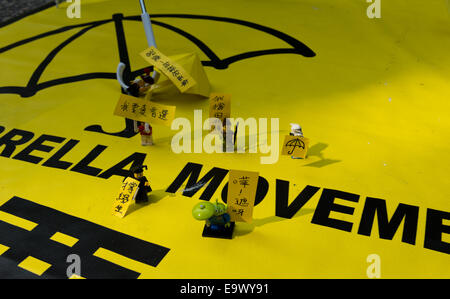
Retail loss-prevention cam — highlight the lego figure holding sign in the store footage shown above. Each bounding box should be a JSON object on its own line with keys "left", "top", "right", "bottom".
{"left": 289, "top": 123, "right": 306, "bottom": 159}
{"left": 116, "top": 63, "right": 156, "bottom": 147}
{"left": 192, "top": 200, "right": 235, "bottom": 239}
{"left": 128, "top": 70, "right": 155, "bottom": 147}
{"left": 222, "top": 118, "right": 238, "bottom": 152}
{"left": 126, "top": 165, "right": 152, "bottom": 204}
{"left": 134, "top": 121, "right": 153, "bottom": 146}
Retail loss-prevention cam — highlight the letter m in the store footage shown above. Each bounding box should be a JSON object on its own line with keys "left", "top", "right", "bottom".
{"left": 357, "top": 197, "right": 419, "bottom": 245}
{"left": 166, "top": 162, "right": 228, "bottom": 201}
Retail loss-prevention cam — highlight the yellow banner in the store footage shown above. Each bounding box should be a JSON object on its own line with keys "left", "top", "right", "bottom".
{"left": 281, "top": 135, "right": 309, "bottom": 159}
{"left": 112, "top": 177, "right": 140, "bottom": 218}
{"left": 226, "top": 169, "right": 259, "bottom": 223}
{"left": 209, "top": 93, "right": 231, "bottom": 122}
{"left": 140, "top": 46, "right": 197, "bottom": 93}
{"left": 113, "top": 94, "right": 176, "bottom": 127}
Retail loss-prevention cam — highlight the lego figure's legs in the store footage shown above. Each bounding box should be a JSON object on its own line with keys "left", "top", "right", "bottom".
{"left": 222, "top": 131, "right": 236, "bottom": 152}
{"left": 141, "top": 134, "right": 153, "bottom": 146}
{"left": 135, "top": 193, "right": 149, "bottom": 204}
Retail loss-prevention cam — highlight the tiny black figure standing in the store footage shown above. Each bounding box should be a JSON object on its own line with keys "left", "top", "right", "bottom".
{"left": 222, "top": 118, "right": 238, "bottom": 152}
{"left": 127, "top": 165, "right": 152, "bottom": 203}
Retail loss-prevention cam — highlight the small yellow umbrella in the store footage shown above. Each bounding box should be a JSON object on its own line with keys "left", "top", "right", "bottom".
{"left": 148, "top": 51, "right": 211, "bottom": 98}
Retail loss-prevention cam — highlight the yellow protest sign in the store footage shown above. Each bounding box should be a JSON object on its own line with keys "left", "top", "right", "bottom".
{"left": 209, "top": 93, "right": 231, "bottom": 122}
{"left": 140, "top": 46, "right": 197, "bottom": 93}
{"left": 226, "top": 170, "right": 259, "bottom": 223}
{"left": 281, "top": 135, "right": 310, "bottom": 159}
{"left": 112, "top": 177, "right": 140, "bottom": 218}
{"left": 113, "top": 94, "right": 176, "bottom": 127}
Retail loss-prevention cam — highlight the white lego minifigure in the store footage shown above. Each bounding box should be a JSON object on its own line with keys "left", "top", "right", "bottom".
{"left": 289, "top": 123, "right": 304, "bottom": 159}
{"left": 290, "top": 123, "right": 303, "bottom": 137}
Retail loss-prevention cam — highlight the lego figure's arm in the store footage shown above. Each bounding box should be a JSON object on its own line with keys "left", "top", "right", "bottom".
{"left": 143, "top": 177, "right": 152, "bottom": 192}
{"left": 144, "top": 122, "right": 151, "bottom": 134}
{"left": 133, "top": 120, "right": 139, "bottom": 133}
{"left": 223, "top": 213, "right": 231, "bottom": 227}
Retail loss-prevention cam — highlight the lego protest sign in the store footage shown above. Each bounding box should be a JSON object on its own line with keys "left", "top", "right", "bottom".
{"left": 113, "top": 94, "right": 176, "bottom": 127}
{"left": 140, "top": 46, "right": 197, "bottom": 93}
{"left": 281, "top": 135, "right": 309, "bottom": 159}
{"left": 112, "top": 177, "right": 140, "bottom": 218}
{"left": 226, "top": 169, "right": 259, "bottom": 223}
{"left": 209, "top": 93, "right": 231, "bottom": 123}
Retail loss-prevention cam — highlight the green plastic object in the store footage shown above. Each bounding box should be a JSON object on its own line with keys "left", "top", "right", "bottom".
{"left": 192, "top": 201, "right": 215, "bottom": 220}
{"left": 192, "top": 200, "right": 227, "bottom": 220}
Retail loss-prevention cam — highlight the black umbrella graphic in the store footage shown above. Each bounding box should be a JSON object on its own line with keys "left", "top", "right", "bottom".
{"left": 286, "top": 138, "right": 306, "bottom": 155}
{"left": 0, "top": 10, "right": 316, "bottom": 138}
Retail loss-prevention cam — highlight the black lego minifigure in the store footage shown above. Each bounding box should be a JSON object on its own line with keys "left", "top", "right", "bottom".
{"left": 127, "top": 165, "right": 152, "bottom": 203}
{"left": 222, "top": 118, "right": 238, "bottom": 152}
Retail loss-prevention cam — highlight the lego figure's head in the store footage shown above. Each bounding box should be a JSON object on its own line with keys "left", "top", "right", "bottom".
{"left": 214, "top": 200, "right": 227, "bottom": 216}
{"left": 140, "top": 67, "right": 155, "bottom": 85}
{"left": 290, "top": 123, "right": 303, "bottom": 136}
{"left": 127, "top": 67, "right": 154, "bottom": 97}
{"left": 192, "top": 200, "right": 227, "bottom": 220}
{"left": 127, "top": 81, "right": 141, "bottom": 97}
{"left": 130, "top": 165, "right": 147, "bottom": 179}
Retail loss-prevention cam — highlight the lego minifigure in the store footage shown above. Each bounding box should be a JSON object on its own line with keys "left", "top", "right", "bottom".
{"left": 128, "top": 68, "right": 154, "bottom": 146}
{"left": 126, "top": 164, "right": 152, "bottom": 204}
{"left": 192, "top": 199, "right": 235, "bottom": 239}
{"left": 222, "top": 119, "right": 238, "bottom": 152}
{"left": 134, "top": 121, "right": 153, "bottom": 146}
{"left": 127, "top": 67, "right": 155, "bottom": 97}
{"left": 140, "top": 67, "right": 155, "bottom": 84}
{"left": 289, "top": 123, "right": 304, "bottom": 159}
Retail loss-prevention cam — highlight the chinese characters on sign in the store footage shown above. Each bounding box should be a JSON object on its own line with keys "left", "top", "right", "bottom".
{"left": 227, "top": 170, "right": 259, "bottom": 223}
{"left": 112, "top": 177, "right": 140, "bottom": 218}
{"left": 113, "top": 94, "right": 176, "bottom": 126}
{"left": 281, "top": 135, "right": 309, "bottom": 159}
{"left": 140, "top": 46, "right": 197, "bottom": 93}
{"left": 209, "top": 93, "right": 231, "bottom": 123}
